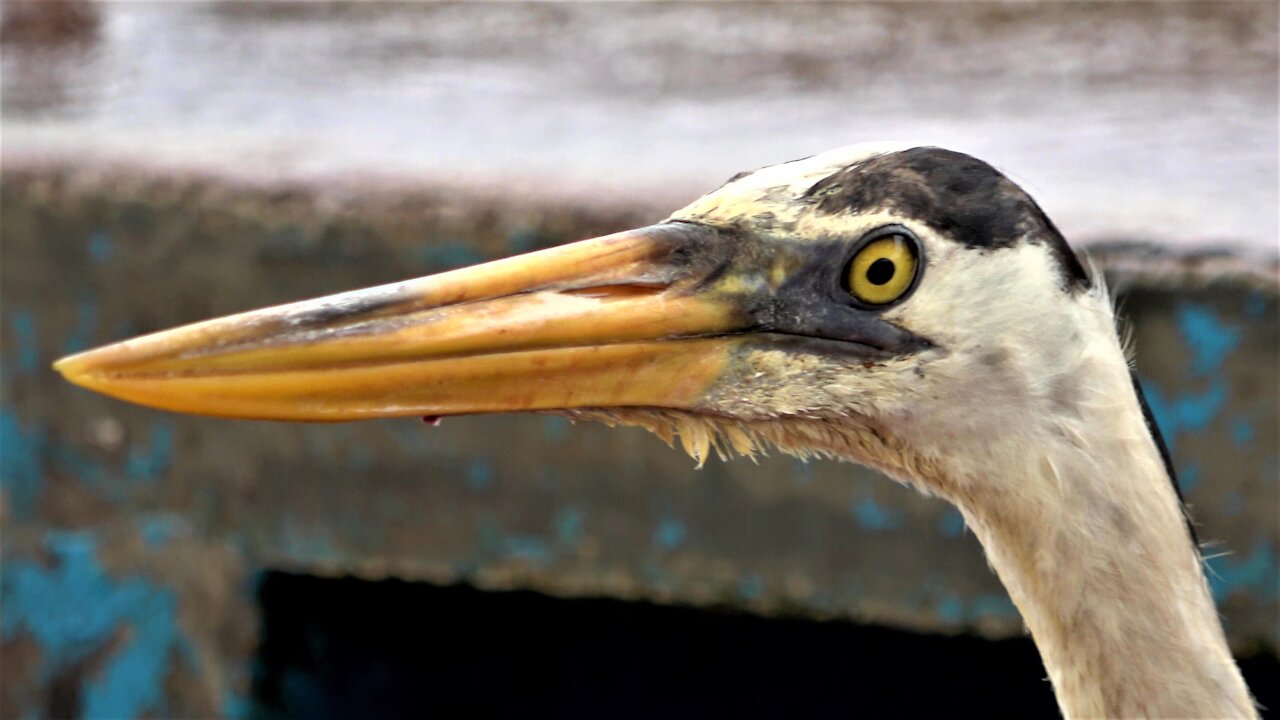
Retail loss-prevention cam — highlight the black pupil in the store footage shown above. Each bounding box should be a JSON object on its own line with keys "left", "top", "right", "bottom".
{"left": 866, "top": 258, "right": 896, "bottom": 286}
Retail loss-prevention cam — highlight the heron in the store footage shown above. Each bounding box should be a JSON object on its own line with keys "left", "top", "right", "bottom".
{"left": 55, "top": 143, "right": 1256, "bottom": 718}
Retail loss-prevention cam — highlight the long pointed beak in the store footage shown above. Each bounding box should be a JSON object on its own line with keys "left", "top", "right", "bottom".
{"left": 54, "top": 223, "right": 753, "bottom": 421}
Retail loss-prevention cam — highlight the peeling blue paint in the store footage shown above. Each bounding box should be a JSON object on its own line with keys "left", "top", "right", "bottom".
{"left": 936, "top": 595, "right": 964, "bottom": 624}
{"left": 414, "top": 242, "right": 484, "bottom": 270}
{"left": 12, "top": 310, "right": 39, "bottom": 373}
{"left": 1230, "top": 417, "right": 1255, "bottom": 447}
{"left": 506, "top": 228, "right": 543, "bottom": 253}
{"left": 51, "top": 443, "right": 107, "bottom": 489}
{"left": 541, "top": 416, "right": 570, "bottom": 443}
{"left": 63, "top": 296, "right": 99, "bottom": 355}
{"left": 88, "top": 229, "right": 113, "bottom": 264}
{"left": 221, "top": 688, "right": 250, "bottom": 720}
{"left": 1139, "top": 378, "right": 1227, "bottom": 453}
{"left": 386, "top": 420, "right": 431, "bottom": 458}
{"left": 1243, "top": 292, "right": 1267, "bottom": 320}
{"left": 853, "top": 497, "right": 900, "bottom": 533}
{"left": 554, "top": 507, "right": 585, "bottom": 547}
{"left": 2, "top": 532, "right": 186, "bottom": 719}
{"left": 473, "top": 516, "right": 555, "bottom": 563}
{"left": 466, "top": 459, "right": 494, "bottom": 490}
{"left": 505, "top": 536, "right": 551, "bottom": 563}
{"left": 278, "top": 518, "right": 339, "bottom": 563}
{"left": 1207, "top": 542, "right": 1278, "bottom": 602}
{"left": 1180, "top": 464, "right": 1201, "bottom": 493}
{"left": 139, "top": 514, "right": 185, "bottom": 549}
{"left": 124, "top": 421, "right": 175, "bottom": 484}
{"left": 969, "top": 593, "right": 1019, "bottom": 620}
{"left": 0, "top": 408, "right": 46, "bottom": 518}
{"left": 1176, "top": 303, "right": 1241, "bottom": 377}
{"left": 653, "top": 516, "right": 687, "bottom": 551}
{"left": 937, "top": 508, "right": 966, "bottom": 538}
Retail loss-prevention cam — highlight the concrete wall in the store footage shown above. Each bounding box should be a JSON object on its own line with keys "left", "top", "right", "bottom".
{"left": 2, "top": 167, "right": 1276, "bottom": 718}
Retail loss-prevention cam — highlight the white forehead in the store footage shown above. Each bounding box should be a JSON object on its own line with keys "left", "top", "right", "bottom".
{"left": 671, "top": 141, "right": 924, "bottom": 224}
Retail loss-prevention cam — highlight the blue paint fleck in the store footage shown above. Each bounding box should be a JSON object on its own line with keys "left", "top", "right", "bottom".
{"left": 1176, "top": 303, "right": 1241, "bottom": 376}
{"left": 505, "top": 536, "right": 551, "bottom": 563}
{"left": 51, "top": 443, "right": 107, "bottom": 490}
{"left": 1139, "top": 378, "right": 1228, "bottom": 454}
{"left": 138, "top": 514, "right": 184, "bottom": 549}
{"left": 125, "top": 421, "right": 175, "bottom": 483}
{"left": 653, "top": 516, "right": 687, "bottom": 551}
{"left": 541, "top": 416, "right": 570, "bottom": 444}
{"left": 936, "top": 595, "right": 964, "bottom": 624}
{"left": 222, "top": 688, "right": 250, "bottom": 720}
{"left": 1207, "top": 542, "right": 1278, "bottom": 602}
{"left": 554, "top": 507, "right": 584, "bottom": 547}
{"left": 466, "top": 459, "right": 494, "bottom": 490}
{"left": 937, "top": 509, "right": 966, "bottom": 538}
{"left": 2, "top": 532, "right": 186, "bottom": 719}
{"left": 506, "top": 228, "right": 543, "bottom": 253}
{"left": 853, "top": 497, "right": 900, "bottom": 533}
{"left": 1230, "top": 417, "right": 1254, "bottom": 447}
{"left": 1180, "top": 464, "right": 1201, "bottom": 493}
{"left": 0, "top": 408, "right": 46, "bottom": 518}
{"left": 279, "top": 517, "right": 339, "bottom": 562}
{"left": 88, "top": 230, "right": 113, "bottom": 264}
{"left": 739, "top": 574, "right": 764, "bottom": 600}
{"left": 63, "top": 296, "right": 99, "bottom": 354}
{"left": 969, "top": 593, "right": 1019, "bottom": 620}
{"left": 279, "top": 668, "right": 328, "bottom": 719}
{"left": 12, "top": 311, "right": 39, "bottom": 373}
{"left": 414, "top": 242, "right": 484, "bottom": 270}
{"left": 1244, "top": 292, "right": 1266, "bottom": 319}
{"left": 386, "top": 420, "right": 430, "bottom": 457}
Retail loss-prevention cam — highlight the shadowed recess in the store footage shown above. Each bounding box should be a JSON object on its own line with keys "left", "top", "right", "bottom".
{"left": 250, "top": 573, "right": 1279, "bottom": 719}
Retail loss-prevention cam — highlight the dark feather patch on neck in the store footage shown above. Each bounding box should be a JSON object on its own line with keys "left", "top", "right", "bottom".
{"left": 803, "top": 147, "right": 1090, "bottom": 292}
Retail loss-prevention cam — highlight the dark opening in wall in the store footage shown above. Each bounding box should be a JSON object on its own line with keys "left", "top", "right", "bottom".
{"left": 252, "top": 572, "right": 1278, "bottom": 719}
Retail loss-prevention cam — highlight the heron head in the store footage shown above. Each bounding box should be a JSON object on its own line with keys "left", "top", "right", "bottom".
{"left": 55, "top": 143, "right": 1099, "bottom": 492}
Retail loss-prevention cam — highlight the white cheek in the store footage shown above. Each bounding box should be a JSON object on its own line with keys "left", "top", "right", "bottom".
{"left": 881, "top": 243, "right": 1088, "bottom": 432}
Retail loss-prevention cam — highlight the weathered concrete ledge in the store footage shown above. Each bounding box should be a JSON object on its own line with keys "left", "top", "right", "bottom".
{"left": 2, "top": 166, "right": 1276, "bottom": 717}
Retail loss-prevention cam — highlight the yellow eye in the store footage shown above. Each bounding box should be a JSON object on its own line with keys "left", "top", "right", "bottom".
{"left": 846, "top": 234, "right": 919, "bottom": 306}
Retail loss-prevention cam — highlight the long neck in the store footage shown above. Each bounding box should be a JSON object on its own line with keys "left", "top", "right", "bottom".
{"left": 948, "top": 370, "right": 1256, "bottom": 717}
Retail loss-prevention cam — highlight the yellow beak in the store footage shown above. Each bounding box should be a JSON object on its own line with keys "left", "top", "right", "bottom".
{"left": 53, "top": 224, "right": 753, "bottom": 421}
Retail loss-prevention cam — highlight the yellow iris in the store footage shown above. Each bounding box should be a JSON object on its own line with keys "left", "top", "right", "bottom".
{"left": 847, "top": 235, "right": 918, "bottom": 305}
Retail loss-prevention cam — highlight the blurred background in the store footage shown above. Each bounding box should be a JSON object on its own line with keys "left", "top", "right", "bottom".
{"left": 2, "top": 1, "right": 1277, "bottom": 718}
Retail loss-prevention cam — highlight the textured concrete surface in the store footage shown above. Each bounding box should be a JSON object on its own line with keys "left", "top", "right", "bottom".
{"left": 2, "top": 2, "right": 1277, "bottom": 715}
{"left": 2, "top": 167, "right": 1277, "bottom": 718}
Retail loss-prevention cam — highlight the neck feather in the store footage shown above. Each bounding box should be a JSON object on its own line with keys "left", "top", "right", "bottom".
{"left": 941, "top": 363, "right": 1255, "bottom": 718}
